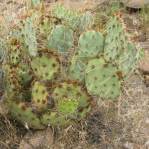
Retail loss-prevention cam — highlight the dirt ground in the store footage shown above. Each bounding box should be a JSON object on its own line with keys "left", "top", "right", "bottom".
{"left": 0, "top": 0, "right": 149, "bottom": 149}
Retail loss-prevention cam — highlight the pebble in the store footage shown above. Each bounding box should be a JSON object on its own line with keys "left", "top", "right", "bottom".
{"left": 19, "top": 128, "right": 54, "bottom": 149}
{"left": 122, "top": 0, "right": 149, "bottom": 8}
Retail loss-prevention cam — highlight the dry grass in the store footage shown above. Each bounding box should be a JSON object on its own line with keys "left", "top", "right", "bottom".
{"left": 0, "top": 114, "right": 26, "bottom": 149}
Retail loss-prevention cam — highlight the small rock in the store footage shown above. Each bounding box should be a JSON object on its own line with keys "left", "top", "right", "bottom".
{"left": 145, "top": 118, "right": 149, "bottom": 124}
{"left": 145, "top": 140, "right": 149, "bottom": 148}
{"left": 139, "top": 50, "right": 149, "bottom": 86}
{"left": 139, "top": 50, "right": 149, "bottom": 74}
{"left": 123, "top": 142, "right": 134, "bottom": 149}
{"left": 57, "top": 0, "right": 108, "bottom": 10}
{"left": 122, "top": 0, "right": 149, "bottom": 8}
{"left": 19, "top": 128, "right": 54, "bottom": 149}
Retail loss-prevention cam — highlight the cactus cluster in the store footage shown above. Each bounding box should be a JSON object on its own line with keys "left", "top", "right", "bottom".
{"left": 2, "top": 4, "right": 142, "bottom": 129}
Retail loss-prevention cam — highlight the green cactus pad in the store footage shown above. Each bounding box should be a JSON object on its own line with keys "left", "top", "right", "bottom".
{"left": 78, "top": 31, "right": 104, "bottom": 58}
{"left": 41, "top": 98, "right": 80, "bottom": 127}
{"left": 8, "top": 101, "right": 44, "bottom": 129}
{"left": 31, "top": 51, "right": 60, "bottom": 81}
{"left": 48, "top": 25, "right": 74, "bottom": 53}
{"left": 57, "top": 98, "right": 78, "bottom": 116}
{"left": 42, "top": 95, "right": 90, "bottom": 127}
{"left": 79, "top": 12, "right": 94, "bottom": 31}
{"left": 68, "top": 56, "right": 87, "bottom": 82}
{"left": 41, "top": 80, "right": 92, "bottom": 127}
{"left": 85, "top": 58, "right": 121, "bottom": 99}
{"left": 104, "top": 16, "right": 128, "bottom": 61}
{"left": 32, "top": 81, "right": 49, "bottom": 112}
{"left": 52, "top": 81, "right": 90, "bottom": 110}
{"left": 23, "top": 15, "right": 38, "bottom": 56}
{"left": 42, "top": 112, "right": 71, "bottom": 127}
{"left": 118, "top": 43, "right": 138, "bottom": 76}
{"left": 4, "top": 65, "right": 21, "bottom": 94}
{"left": 0, "top": 39, "right": 6, "bottom": 63}
{"left": 52, "top": 4, "right": 80, "bottom": 29}
{"left": 17, "top": 63, "right": 33, "bottom": 87}
{"left": 9, "top": 45, "right": 22, "bottom": 65}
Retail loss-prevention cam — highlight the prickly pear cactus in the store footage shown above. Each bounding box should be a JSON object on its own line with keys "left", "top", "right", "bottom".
{"left": 31, "top": 51, "right": 60, "bottom": 81}
{"left": 85, "top": 58, "right": 121, "bottom": 99}
{"left": 48, "top": 25, "right": 74, "bottom": 53}
{"left": 2, "top": 4, "right": 142, "bottom": 130}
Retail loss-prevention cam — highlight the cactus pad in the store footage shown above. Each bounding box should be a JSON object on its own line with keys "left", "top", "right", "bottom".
{"left": 52, "top": 4, "right": 80, "bottom": 29}
{"left": 85, "top": 58, "right": 121, "bottom": 99}
{"left": 79, "top": 12, "right": 94, "bottom": 31}
{"left": 8, "top": 101, "right": 44, "bottom": 129}
{"left": 23, "top": 16, "right": 38, "bottom": 56}
{"left": 78, "top": 31, "right": 104, "bottom": 58}
{"left": 0, "top": 39, "right": 5, "bottom": 63}
{"left": 41, "top": 81, "right": 92, "bottom": 127}
{"left": 31, "top": 52, "right": 60, "bottom": 81}
{"left": 42, "top": 112, "right": 71, "bottom": 127}
{"left": 42, "top": 81, "right": 92, "bottom": 126}
{"left": 17, "top": 63, "right": 33, "bottom": 87}
{"left": 48, "top": 25, "right": 74, "bottom": 53}
{"left": 68, "top": 56, "right": 86, "bottom": 82}
{"left": 52, "top": 81, "right": 90, "bottom": 109}
{"left": 118, "top": 43, "right": 138, "bottom": 76}
{"left": 9, "top": 45, "right": 22, "bottom": 65}
{"left": 31, "top": 81, "right": 49, "bottom": 112}
{"left": 4, "top": 65, "right": 21, "bottom": 94}
{"left": 57, "top": 98, "right": 78, "bottom": 116}
{"left": 41, "top": 98, "right": 79, "bottom": 126}
{"left": 104, "top": 16, "right": 128, "bottom": 61}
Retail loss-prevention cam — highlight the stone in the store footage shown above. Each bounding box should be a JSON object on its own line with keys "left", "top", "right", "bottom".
{"left": 122, "top": 0, "right": 149, "bottom": 8}
{"left": 57, "top": 0, "right": 108, "bottom": 10}
{"left": 19, "top": 128, "right": 54, "bottom": 149}
{"left": 139, "top": 50, "right": 149, "bottom": 86}
{"left": 139, "top": 50, "right": 149, "bottom": 73}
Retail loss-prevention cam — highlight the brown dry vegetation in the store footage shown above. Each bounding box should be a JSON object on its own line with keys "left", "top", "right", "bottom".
{"left": 0, "top": 1, "right": 149, "bottom": 149}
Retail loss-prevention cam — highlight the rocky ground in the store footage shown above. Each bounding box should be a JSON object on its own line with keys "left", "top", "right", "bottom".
{"left": 0, "top": 0, "right": 149, "bottom": 149}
